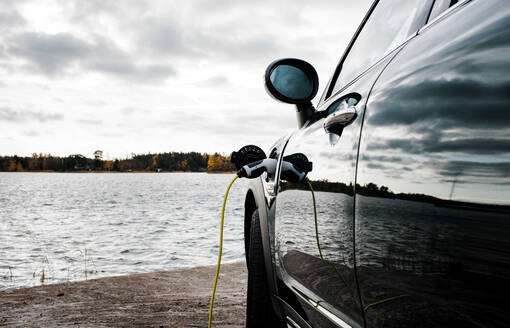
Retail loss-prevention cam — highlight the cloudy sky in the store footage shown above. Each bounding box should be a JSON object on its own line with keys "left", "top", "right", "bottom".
{"left": 0, "top": 0, "right": 371, "bottom": 158}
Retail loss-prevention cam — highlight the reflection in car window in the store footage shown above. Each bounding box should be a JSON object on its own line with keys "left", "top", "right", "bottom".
{"left": 428, "top": 0, "right": 460, "bottom": 22}
{"left": 330, "top": 0, "right": 430, "bottom": 96}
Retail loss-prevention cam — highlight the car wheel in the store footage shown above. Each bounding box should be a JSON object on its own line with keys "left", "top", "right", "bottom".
{"left": 246, "top": 209, "right": 284, "bottom": 328}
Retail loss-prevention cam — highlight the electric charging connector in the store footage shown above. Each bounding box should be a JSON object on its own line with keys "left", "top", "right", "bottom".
{"left": 237, "top": 158, "right": 276, "bottom": 179}
{"left": 208, "top": 145, "right": 310, "bottom": 327}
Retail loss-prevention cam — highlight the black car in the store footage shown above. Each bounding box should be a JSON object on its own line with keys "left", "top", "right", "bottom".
{"left": 243, "top": 0, "right": 510, "bottom": 327}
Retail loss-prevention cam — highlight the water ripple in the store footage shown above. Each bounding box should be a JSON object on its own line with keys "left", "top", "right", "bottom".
{"left": 0, "top": 172, "right": 247, "bottom": 290}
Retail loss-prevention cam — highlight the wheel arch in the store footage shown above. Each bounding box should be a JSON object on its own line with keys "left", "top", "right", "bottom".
{"left": 244, "top": 188, "right": 257, "bottom": 262}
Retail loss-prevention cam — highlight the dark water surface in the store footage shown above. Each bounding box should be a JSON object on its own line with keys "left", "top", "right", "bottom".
{"left": 0, "top": 172, "right": 247, "bottom": 289}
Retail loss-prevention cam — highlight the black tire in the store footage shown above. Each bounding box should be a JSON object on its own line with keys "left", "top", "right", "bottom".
{"left": 246, "top": 209, "right": 284, "bottom": 328}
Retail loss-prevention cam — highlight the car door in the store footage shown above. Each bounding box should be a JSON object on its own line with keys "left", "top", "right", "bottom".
{"left": 355, "top": 0, "right": 510, "bottom": 327}
{"left": 274, "top": 1, "right": 434, "bottom": 327}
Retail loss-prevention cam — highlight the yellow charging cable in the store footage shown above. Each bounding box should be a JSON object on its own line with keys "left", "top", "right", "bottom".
{"left": 208, "top": 175, "right": 408, "bottom": 327}
{"left": 208, "top": 175, "right": 238, "bottom": 328}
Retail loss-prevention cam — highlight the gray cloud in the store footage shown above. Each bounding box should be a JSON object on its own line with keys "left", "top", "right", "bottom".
{"left": 360, "top": 154, "right": 405, "bottom": 163}
{"left": 135, "top": 15, "right": 284, "bottom": 62}
{"left": 87, "top": 60, "right": 176, "bottom": 82}
{"left": 0, "top": 0, "right": 374, "bottom": 157}
{"left": 23, "top": 130, "right": 40, "bottom": 137}
{"left": 138, "top": 17, "right": 193, "bottom": 57}
{"left": 0, "top": 10, "right": 26, "bottom": 29}
{"left": 148, "top": 108, "right": 293, "bottom": 139}
{"left": 365, "top": 75, "right": 510, "bottom": 157}
{"left": 192, "top": 32, "right": 283, "bottom": 62}
{"left": 1, "top": 0, "right": 361, "bottom": 85}
{"left": 368, "top": 79, "right": 510, "bottom": 130}
{"left": 61, "top": 0, "right": 149, "bottom": 22}
{"left": 84, "top": 100, "right": 108, "bottom": 107}
{"left": 121, "top": 107, "right": 136, "bottom": 116}
{"left": 195, "top": 75, "right": 230, "bottom": 87}
{"left": 424, "top": 138, "right": 510, "bottom": 155}
{"left": 0, "top": 107, "right": 63, "bottom": 122}
{"left": 367, "top": 138, "right": 421, "bottom": 155}
{"left": 367, "top": 162, "right": 388, "bottom": 170}
{"left": 438, "top": 161, "right": 510, "bottom": 183}
{"left": 76, "top": 119, "right": 102, "bottom": 125}
{"left": 6, "top": 32, "right": 177, "bottom": 82}
{"left": 367, "top": 135, "right": 510, "bottom": 156}
{"left": 8, "top": 32, "right": 90, "bottom": 74}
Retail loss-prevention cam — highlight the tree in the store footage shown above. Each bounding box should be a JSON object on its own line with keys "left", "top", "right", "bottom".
{"left": 180, "top": 159, "right": 188, "bottom": 171}
{"left": 93, "top": 150, "right": 103, "bottom": 170}
{"left": 207, "top": 155, "right": 216, "bottom": 172}
{"left": 104, "top": 160, "right": 114, "bottom": 171}
{"left": 0, "top": 150, "right": 228, "bottom": 172}
{"left": 214, "top": 155, "right": 223, "bottom": 170}
{"left": 366, "top": 182, "right": 378, "bottom": 191}
{"left": 69, "top": 154, "right": 88, "bottom": 170}
{"left": 7, "top": 160, "right": 16, "bottom": 172}
{"left": 113, "top": 159, "right": 120, "bottom": 171}
{"left": 202, "top": 154, "right": 208, "bottom": 167}
{"left": 148, "top": 154, "right": 158, "bottom": 171}
{"left": 93, "top": 150, "right": 103, "bottom": 160}
{"left": 28, "top": 153, "right": 39, "bottom": 170}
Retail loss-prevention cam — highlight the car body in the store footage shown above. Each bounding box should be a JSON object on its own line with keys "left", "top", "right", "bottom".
{"left": 244, "top": 0, "right": 510, "bottom": 327}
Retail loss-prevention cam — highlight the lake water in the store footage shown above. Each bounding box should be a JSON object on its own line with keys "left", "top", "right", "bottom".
{"left": 0, "top": 172, "right": 247, "bottom": 290}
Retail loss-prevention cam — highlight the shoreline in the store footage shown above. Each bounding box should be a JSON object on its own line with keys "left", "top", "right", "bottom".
{"left": 0, "top": 171, "right": 237, "bottom": 174}
{"left": 0, "top": 262, "right": 247, "bottom": 327}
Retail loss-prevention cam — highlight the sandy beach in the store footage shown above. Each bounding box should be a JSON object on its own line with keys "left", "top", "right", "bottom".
{"left": 0, "top": 262, "right": 247, "bottom": 328}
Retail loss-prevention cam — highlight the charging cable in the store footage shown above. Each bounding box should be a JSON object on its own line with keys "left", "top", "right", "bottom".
{"left": 208, "top": 146, "right": 309, "bottom": 327}
{"left": 208, "top": 175, "right": 238, "bottom": 328}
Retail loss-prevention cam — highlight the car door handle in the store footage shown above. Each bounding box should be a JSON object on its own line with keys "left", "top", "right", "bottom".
{"left": 323, "top": 106, "right": 357, "bottom": 135}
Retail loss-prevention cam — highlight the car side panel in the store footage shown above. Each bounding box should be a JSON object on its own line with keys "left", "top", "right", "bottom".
{"left": 355, "top": 0, "right": 510, "bottom": 326}
{"left": 274, "top": 46, "right": 407, "bottom": 328}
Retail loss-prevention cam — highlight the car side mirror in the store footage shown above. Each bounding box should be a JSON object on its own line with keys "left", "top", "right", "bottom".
{"left": 264, "top": 58, "right": 319, "bottom": 128}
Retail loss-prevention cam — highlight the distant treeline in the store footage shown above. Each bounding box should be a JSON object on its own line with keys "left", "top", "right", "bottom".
{"left": 283, "top": 180, "right": 440, "bottom": 204}
{"left": 283, "top": 179, "right": 510, "bottom": 213}
{"left": 0, "top": 151, "right": 235, "bottom": 173}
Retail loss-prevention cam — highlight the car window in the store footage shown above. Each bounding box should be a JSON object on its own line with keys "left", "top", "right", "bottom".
{"left": 428, "top": 0, "right": 460, "bottom": 21}
{"left": 329, "top": 0, "right": 432, "bottom": 97}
